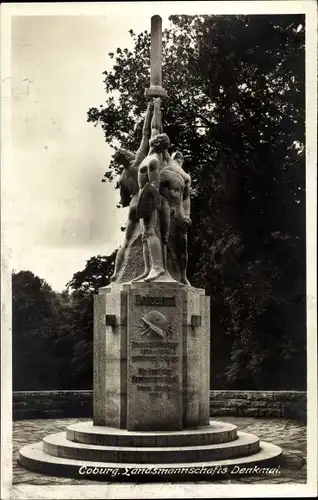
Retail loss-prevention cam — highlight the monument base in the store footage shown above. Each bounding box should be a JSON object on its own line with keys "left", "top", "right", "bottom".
{"left": 18, "top": 282, "right": 283, "bottom": 481}
{"left": 19, "top": 419, "right": 282, "bottom": 481}
{"left": 93, "top": 281, "right": 210, "bottom": 431}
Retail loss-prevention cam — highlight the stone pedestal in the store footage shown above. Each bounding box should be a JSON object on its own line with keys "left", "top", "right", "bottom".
{"left": 18, "top": 280, "right": 283, "bottom": 479}
{"left": 93, "top": 282, "right": 210, "bottom": 431}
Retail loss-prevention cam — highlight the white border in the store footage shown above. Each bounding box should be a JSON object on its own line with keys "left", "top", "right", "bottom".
{"left": 1, "top": 1, "right": 317, "bottom": 499}
{"left": 305, "top": 0, "right": 318, "bottom": 494}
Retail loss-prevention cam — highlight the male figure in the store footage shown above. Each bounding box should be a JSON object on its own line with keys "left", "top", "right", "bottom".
{"left": 134, "top": 97, "right": 170, "bottom": 282}
{"left": 110, "top": 101, "right": 153, "bottom": 282}
{"left": 159, "top": 150, "right": 192, "bottom": 285}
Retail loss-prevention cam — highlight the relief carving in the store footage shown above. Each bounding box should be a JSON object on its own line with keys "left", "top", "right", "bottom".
{"left": 139, "top": 310, "right": 171, "bottom": 339}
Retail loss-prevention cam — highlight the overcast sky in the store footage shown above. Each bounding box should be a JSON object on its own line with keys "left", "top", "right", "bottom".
{"left": 8, "top": 14, "right": 171, "bottom": 291}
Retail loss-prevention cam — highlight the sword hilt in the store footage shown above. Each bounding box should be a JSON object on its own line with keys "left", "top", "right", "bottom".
{"left": 145, "top": 85, "right": 168, "bottom": 99}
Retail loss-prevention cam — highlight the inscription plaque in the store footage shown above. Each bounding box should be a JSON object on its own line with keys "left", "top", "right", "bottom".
{"left": 127, "top": 285, "right": 183, "bottom": 431}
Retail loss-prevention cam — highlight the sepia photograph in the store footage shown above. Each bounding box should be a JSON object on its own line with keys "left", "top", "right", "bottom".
{"left": 1, "top": 1, "right": 317, "bottom": 499}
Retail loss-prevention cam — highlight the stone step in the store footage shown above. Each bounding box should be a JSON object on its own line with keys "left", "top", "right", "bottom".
{"left": 19, "top": 440, "right": 282, "bottom": 482}
{"left": 42, "top": 431, "right": 260, "bottom": 463}
{"left": 66, "top": 420, "right": 237, "bottom": 447}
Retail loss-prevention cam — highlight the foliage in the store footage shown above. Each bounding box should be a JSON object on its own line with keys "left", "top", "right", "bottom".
{"left": 12, "top": 270, "right": 70, "bottom": 390}
{"left": 65, "top": 253, "right": 116, "bottom": 387}
{"left": 66, "top": 252, "right": 116, "bottom": 294}
{"left": 12, "top": 253, "right": 117, "bottom": 390}
{"left": 87, "top": 15, "right": 306, "bottom": 390}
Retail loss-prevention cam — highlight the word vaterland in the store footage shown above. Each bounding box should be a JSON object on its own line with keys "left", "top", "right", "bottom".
{"left": 18, "top": 14, "right": 282, "bottom": 481}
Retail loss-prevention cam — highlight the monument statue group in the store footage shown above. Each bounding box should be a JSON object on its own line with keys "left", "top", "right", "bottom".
{"left": 110, "top": 16, "right": 191, "bottom": 287}
{"left": 111, "top": 97, "right": 191, "bottom": 285}
{"left": 18, "top": 15, "right": 282, "bottom": 481}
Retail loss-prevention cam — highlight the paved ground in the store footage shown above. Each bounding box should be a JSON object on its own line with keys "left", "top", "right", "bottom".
{"left": 12, "top": 417, "right": 306, "bottom": 485}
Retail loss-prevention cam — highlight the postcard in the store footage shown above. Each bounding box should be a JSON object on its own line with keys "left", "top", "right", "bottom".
{"left": 1, "top": 1, "right": 317, "bottom": 499}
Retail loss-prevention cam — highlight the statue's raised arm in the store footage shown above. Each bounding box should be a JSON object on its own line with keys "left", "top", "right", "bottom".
{"left": 134, "top": 101, "right": 153, "bottom": 166}
{"left": 137, "top": 98, "right": 170, "bottom": 191}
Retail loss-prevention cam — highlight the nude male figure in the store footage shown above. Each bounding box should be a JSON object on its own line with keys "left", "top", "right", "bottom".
{"left": 109, "top": 101, "right": 153, "bottom": 282}
{"left": 159, "top": 150, "right": 192, "bottom": 285}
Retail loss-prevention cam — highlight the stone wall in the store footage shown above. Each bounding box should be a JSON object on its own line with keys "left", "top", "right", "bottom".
{"left": 13, "top": 391, "right": 93, "bottom": 420}
{"left": 12, "top": 390, "right": 306, "bottom": 422}
{"left": 209, "top": 390, "right": 306, "bottom": 422}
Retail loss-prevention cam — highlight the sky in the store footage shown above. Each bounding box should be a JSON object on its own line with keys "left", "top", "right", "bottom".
{"left": 7, "top": 14, "right": 170, "bottom": 291}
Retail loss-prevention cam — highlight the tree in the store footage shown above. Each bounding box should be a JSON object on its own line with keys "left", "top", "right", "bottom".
{"left": 12, "top": 254, "right": 118, "bottom": 390}
{"left": 87, "top": 15, "right": 306, "bottom": 390}
{"left": 66, "top": 252, "right": 117, "bottom": 294}
{"left": 66, "top": 253, "right": 116, "bottom": 388}
{"left": 51, "top": 290, "right": 76, "bottom": 388}
{"left": 12, "top": 270, "right": 67, "bottom": 390}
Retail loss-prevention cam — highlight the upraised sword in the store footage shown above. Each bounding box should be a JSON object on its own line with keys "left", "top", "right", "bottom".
{"left": 145, "top": 15, "right": 168, "bottom": 99}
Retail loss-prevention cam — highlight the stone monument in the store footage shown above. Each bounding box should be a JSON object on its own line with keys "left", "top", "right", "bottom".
{"left": 19, "top": 15, "right": 282, "bottom": 481}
